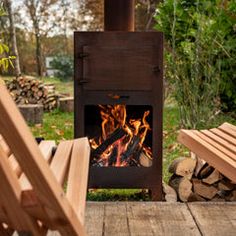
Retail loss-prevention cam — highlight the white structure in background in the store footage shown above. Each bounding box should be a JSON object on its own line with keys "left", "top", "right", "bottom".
{"left": 45, "top": 57, "right": 59, "bottom": 77}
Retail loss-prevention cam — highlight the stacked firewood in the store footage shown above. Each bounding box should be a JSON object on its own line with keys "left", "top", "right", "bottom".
{"left": 168, "top": 156, "right": 236, "bottom": 202}
{"left": 6, "top": 77, "right": 58, "bottom": 111}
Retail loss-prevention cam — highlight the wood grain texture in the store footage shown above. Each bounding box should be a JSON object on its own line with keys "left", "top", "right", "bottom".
{"left": 84, "top": 202, "right": 105, "bottom": 236}
{"left": 210, "top": 128, "right": 236, "bottom": 145}
{"left": 50, "top": 140, "right": 73, "bottom": 185}
{"left": 178, "top": 129, "right": 236, "bottom": 182}
{"left": 201, "top": 130, "right": 236, "bottom": 155}
{"left": 127, "top": 202, "right": 200, "bottom": 236}
{"left": 0, "top": 146, "right": 41, "bottom": 235}
{"left": 219, "top": 123, "right": 236, "bottom": 138}
{"left": 0, "top": 84, "right": 86, "bottom": 236}
{"left": 188, "top": 202, "right": 236, "bottom": 236}
{"left": 67, "top": 138, "right": 90, "bottom": 225}
{"left": 19, "top": 141, "right": 56, "bottom": 191}
{"left": 0, "top": 135, "right": 11, "bottom": 156}
{"left": 193, "top": 130, "right": 236, "bottom": 162}
{"left": 16, "top": 202, "right": 236, "bottom": 236}
{"left": 103, "top": 202, "right": 130, "bottom": 236}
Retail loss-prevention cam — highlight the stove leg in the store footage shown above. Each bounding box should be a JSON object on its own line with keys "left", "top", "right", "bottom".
{"left": 150, "top": 187, "right": 163, "bottom": 201}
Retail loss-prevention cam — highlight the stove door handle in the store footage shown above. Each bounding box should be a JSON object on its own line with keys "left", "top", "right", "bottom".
{"left": 119, "top": 95, "right": 130, "bottom": 99}
{"left": 79, "top": 79, "right": 89, "bottom": 84}
{"left": 108, "top": 94, "right": 130, "bottom": 100}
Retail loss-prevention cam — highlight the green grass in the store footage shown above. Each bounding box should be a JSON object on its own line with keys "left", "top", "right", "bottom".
{"left": 31, "top": 109, "right": 74, "bottom": 142}
{"left": 42, "top": 77, "right": 73, "bottom": 96}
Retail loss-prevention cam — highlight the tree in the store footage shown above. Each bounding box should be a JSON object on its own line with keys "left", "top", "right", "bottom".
{"left": 0, "top": 3, "right": 15, "bottom": 73}
{"left": 155, "top": 0, "right": 235, "bottom": 128}
{"left": 77, "top": 0, "right": 104, "bottom": 31}
{"left": 23, "top": 0, "right": 59, "bottom": 77}
{"left": 4, "top": 0, "right": 21, "bottom": 76}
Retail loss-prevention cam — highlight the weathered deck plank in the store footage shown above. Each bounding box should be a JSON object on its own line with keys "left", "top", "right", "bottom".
{"left": 12, "top": 202, "right": 236, "bottom": 236}
{"left": 127, "top": 202, "right": 200, "bottom": 236}
{"left": 188, "top": 202, "right": 236, "bottom": 236}
{"left": 103, "top": 202, "right": 130, "bottom": 236}
{"left": 85, "top": 202, "right": 105, "bottom": 236}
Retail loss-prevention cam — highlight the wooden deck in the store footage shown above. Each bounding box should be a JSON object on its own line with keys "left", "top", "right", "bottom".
{"left": 45, "top": 202, "right": 236, "bottom": 236}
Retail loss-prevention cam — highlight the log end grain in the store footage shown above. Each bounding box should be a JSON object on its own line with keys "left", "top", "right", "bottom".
{"left": 59, "top": 97, "right": 74, "bottom": 112}
{"left": 18, "top": 104, "right": 43, "bottom": 124}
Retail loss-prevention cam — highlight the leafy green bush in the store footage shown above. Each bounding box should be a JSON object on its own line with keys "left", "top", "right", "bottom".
{"left": 155, "top": 0, "right": 236, "bottom": 128}
{"left": 50, "top": 55, "right": 73, "bottom": 80}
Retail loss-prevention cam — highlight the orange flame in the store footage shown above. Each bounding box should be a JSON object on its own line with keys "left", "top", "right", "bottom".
{"left": 91, "top": 105, "right": 152, "bottom": 167}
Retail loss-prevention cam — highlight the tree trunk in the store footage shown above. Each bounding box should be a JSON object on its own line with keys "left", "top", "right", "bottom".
{"left": 35, "top": 26, "right": 43, "bottom": 77}
{"left": 5, "top": 0, "right": 21, "bottom": 76}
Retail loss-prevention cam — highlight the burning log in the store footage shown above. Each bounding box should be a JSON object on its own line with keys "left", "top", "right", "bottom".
{"left": 108, "top": 146, "right": 118, "bottom": 166}
{"left": 120, "top": 135, "right": 141, "bottom": 163}
{"left": 91, "top": 127, "right": 127, "bottom": 158}
{"left": 90, "top": 104, "right": 153, "bottom": 167}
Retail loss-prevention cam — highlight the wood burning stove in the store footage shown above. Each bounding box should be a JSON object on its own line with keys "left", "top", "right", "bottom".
{"left": 74, "top": 0, "right": 163, "bottom": 200}
{"left": 74, "top": 32, "right": 163, "bottom": 200}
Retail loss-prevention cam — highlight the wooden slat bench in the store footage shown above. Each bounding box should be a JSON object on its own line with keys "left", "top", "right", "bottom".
{"left": 178, "top": 122, "right": 236, "bottom": 182}
{"left": 0, "top": 83, "right": 90, "bottom": 235}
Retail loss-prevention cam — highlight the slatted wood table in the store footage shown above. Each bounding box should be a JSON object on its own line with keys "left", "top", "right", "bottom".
{"left": 178, "top": 122, "right": 236, "bottom": 182}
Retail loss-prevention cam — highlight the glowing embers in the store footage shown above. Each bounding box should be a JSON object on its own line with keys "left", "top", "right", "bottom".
{"left": 90, "top": 105, "right": 153, "bottom": 167}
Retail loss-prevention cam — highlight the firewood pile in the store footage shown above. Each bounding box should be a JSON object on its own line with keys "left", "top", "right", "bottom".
{"left": 168, "top": 156, "right": 236, "bottom": 202}
{"left": 6, "top": 77, "right": 58, "bottom": 111}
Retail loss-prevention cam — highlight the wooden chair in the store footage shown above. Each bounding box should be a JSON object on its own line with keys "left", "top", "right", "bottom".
{"left": 0, "top": 83, "right": 90, "bottom": 235}
{"left": 178, "top": 123, "right": 236, "bottom": 182}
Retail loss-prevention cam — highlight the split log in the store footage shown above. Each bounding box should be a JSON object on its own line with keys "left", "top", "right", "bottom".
{"left": 188, "top": 192, "right": 206, "bottom": 202}
{"left": 218, "top": 179, "right": 235, "bottom": 191}
{"left": 202, "top": 169, "right": 222, "bottom": 185}
{"left": 169, "top": 175, "right": 192, "bottom": 202}
{"left": 198, "top": 165, "right": 214, "bottom": 179}
{"left": 162, "top": 182, "right": 177, "bottom": 202}
{"left": 192, "top": 179, "right": 218, "bottom": 200}
{"left": 139, "top": 151, "right": 152, "bottom": 167}
{"left": 194, "top": 156, "right": 207, "bottom": 177}
{"left": 211, "top": 195, "right": 226, "bottom": 202}
{"left": 168, "top": 157, "right": 196, "bottom": 179}
{"left": 168, "top": 154, "right": 236, "bottom": 202}
{"left": 229, "top": 190, "right": 236, "bottom": 201}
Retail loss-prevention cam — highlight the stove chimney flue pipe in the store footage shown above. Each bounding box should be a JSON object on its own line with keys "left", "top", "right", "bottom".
{"left": 104, "top": 0, "right": 135, "bottom": 31}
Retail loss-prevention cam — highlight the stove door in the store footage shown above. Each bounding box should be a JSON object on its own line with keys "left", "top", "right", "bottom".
{"left": 75, "top": 32, "right": 163, "bottom": 91}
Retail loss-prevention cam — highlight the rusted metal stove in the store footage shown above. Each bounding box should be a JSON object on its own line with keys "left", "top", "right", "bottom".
{"left": 74, "top": 0, "right": 163, "bottom": 200}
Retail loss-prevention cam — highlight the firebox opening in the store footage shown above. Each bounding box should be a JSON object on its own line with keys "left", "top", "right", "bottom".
{"left": 85, "top": 105, "right": 153, "bottom": 167}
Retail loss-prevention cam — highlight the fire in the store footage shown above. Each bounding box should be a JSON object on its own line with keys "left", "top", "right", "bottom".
{"left": 90, "top": 105, "right": 152, "bottom": 167}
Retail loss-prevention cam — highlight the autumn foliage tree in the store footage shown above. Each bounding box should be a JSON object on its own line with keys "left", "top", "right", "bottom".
{"left": 24, "top": 0, "right": 60, "bottom": 77}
